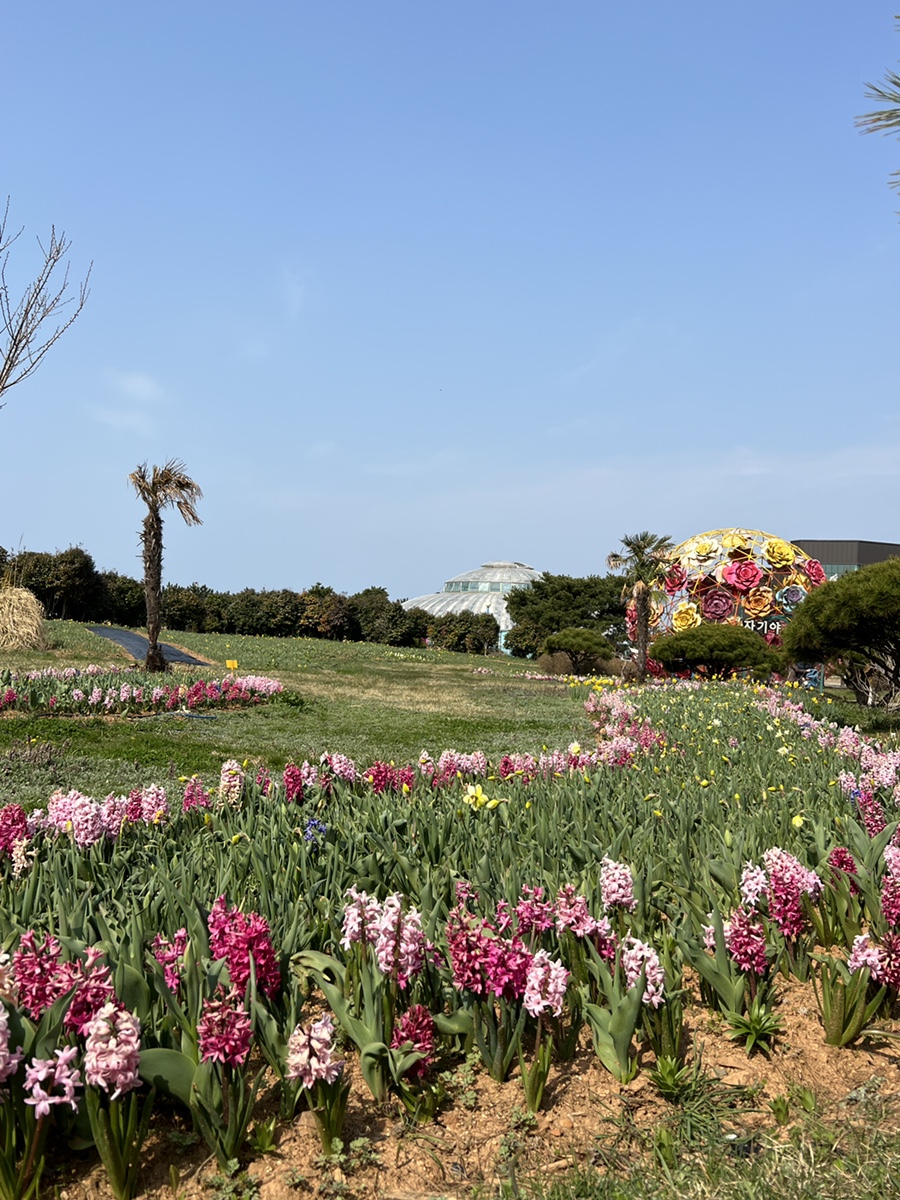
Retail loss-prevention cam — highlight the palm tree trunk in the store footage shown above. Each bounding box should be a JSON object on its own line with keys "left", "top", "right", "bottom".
{"left": 634, "top": 582, "right": 650, "bottom": 684}
{"left": 141, "top": 507, "right": 168, "bottom": 673}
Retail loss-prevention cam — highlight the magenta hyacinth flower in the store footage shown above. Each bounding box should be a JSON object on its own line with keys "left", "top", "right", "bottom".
{"left": 197, "top": 990, "right": 253, "bottom": 1068}
{"left": 390, "top": 1005, "right": 436, "bottom": 1079}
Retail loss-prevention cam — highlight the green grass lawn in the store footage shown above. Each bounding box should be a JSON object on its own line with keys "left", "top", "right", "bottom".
{"left": 0, "top": 622, "right": 592, "bottom": 804}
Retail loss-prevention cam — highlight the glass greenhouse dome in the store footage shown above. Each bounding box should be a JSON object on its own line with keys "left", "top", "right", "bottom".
{"left": 402, "top": 561, "right": 541, "bottom": 641}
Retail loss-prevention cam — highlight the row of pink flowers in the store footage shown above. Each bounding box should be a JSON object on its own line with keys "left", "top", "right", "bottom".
{"left": 755, "top": 686, "right": 900, "bottom": 802}
{"left": 0, "top": 673, "right": 283, "bottom": 715}
{"left": 0, "top": 728, "right": 677, "bottom": 871}
{"left": 704, "top": 836, "right": 900, "bottom": 990}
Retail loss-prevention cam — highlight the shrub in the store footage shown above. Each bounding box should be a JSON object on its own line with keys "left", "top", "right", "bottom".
{"left": 542, "top": 628, "right": 615, "bottom": 675}
{"left": 783, "top": 559, "right": 900, "bottom": 706}
{"left": 651, "top": 623, "right": 778, "bottom": 678}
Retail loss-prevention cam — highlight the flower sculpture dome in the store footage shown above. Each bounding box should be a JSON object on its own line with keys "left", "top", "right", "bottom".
{"left": 639, "top": 529, "right": 826, "bottom": 649}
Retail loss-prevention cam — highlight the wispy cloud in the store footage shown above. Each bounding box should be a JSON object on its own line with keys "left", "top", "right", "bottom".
{"left": 87, "top": 368, "right": 169, "bottom": 436}
{"left": 89, "top": 407, "right": 154, "bottom": 436}
{"left": 105, "top": 369, "right": 167, "bottom": 403}
{"left": 558, "top": 317, "right": 679, "bottom": 388}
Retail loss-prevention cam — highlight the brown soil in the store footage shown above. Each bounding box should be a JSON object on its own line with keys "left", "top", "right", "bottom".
{"left": 50, "top": 976, "right": 900, "bottom": 1200}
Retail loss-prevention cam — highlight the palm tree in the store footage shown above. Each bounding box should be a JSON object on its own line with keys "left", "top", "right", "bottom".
{"left": 129, "top": 460, "right": 203, "bottom": 672}
{"left": 606, "top": 531, "right": 673, "bottom": 682}
{"left": 857, "top": 25, "right": 900, "bottom": 195}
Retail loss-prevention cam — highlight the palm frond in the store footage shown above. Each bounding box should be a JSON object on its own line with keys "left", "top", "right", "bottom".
{"left": 129, "top": 459, "right": 203, "bottom": 526}
{"left": 857, "top": 70, "right": 900, "bottom": 136}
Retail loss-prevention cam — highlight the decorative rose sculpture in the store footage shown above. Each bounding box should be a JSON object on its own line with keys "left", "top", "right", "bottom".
{"left": 763, "top": 538, "right": 796, "bottom": 569}
{"left": 722, "top": 560, "right": 763, "bottom": 593}
{"left": 671, "top": 600, "right": 702, "bottom": 632}
{"left": 744, "top": 587, "right": 775, "bottom": 619}
{"left": 701, "top": 589, "right": 735, "bottom": 621}
{"left": 638, "top": 529, "right": 828, "bottom": 655}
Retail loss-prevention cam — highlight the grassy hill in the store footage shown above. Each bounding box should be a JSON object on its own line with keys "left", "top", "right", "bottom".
{"left": 0, "top": 622, "right": 591, "bottom": 805}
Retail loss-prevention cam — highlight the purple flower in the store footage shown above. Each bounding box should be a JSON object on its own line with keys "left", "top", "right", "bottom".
{"left": 701, "top": 589, "right": 735, "bottom": 622}
{"left": 62, "top": 946, "right": 117, "bottom": 1035}
{"left": 776, "top": 585, "right": 807, "bottom": 613}
{"left": 762, "top": 848, "right": 821, "bottom": 940}
{"left": 878, "top": 933, "right": 900, "bottom": 989}
{"left": 341, "top": 890, "right": 427, "bottom": 986}
{"left": 13, "top": 932, "right": 64, "bottom": 1017}
{"left": 826, "top": 847, "right": 859, "bottom": 894}
{"left": 13, "top": 936, "right": 114, "bottom": 1031}
{"left": 137, "top": 784, "right": 169, "bottom": 824}
{"left": 152, "top": 928, "right": 188, "bottom": 992}
{"left": 0, "top": 1006, "right": 23, "bottom": 1083}
{"left": 340, "top": 887, "right": 382, "bottom": 950}
{"left": 320, "top": 753, "right": 358, "bottom": 786}
{"left": 483, "top": 937, "right": 533, "bottom": 1002}
{"left": 854, "top": 788, "right": 887, "bottom": 838}
{"left": 446, "top": 905, "right": 491, "bottom": 994}
{"left": 886, "top": 846, "right": 900, "bottom": 878}
{"left": 372, "top": 895, "right": 426, "bottom": 987}
{"left": 883, "top": 877, "right": 900, "bottom": 927}
{"left": 848, "top": 932, "right": 883, "bottom": 976}
{"left": 304, "top": 818, "right": 327, "bottom": 850}
{"left": 182, "top": 776, "right": 210, "bottom": 812}
{"left": 45, "top": 789, "right": 105, "bottom": 848}
{"left": 0, "top": 805, "right": 28, "bottom": 857}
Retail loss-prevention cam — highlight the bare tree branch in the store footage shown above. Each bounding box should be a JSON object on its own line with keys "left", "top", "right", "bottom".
{"left": 0, "top": 198, "right": 92, "bottom": 407}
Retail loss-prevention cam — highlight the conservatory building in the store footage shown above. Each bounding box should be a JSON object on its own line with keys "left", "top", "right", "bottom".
{"left": 402, "top": 561, "right": 541, "bottom": 645}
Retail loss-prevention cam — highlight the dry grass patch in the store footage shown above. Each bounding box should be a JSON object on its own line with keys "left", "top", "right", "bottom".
{"left": 0, "top": 587, "right": 46, "bottom": 651}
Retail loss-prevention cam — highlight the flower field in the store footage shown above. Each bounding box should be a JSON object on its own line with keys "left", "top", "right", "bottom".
{"left": 0, "top": 665, "right": 283, "bottom": 717}
{"left": 1, "top": 676, "right": 900, "bottom": 1198}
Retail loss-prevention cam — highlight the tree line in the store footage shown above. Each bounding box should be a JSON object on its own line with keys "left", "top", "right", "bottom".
{"left": 0, "top": 545, "right": 501, "bottom": 654}
{"left": 0, "top": 543, "right": 638, "bottom": 664}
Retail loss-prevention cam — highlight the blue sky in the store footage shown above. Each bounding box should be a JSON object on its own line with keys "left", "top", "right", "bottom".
{"left": 3, "top": 2, "right": 898, "bottom": 600}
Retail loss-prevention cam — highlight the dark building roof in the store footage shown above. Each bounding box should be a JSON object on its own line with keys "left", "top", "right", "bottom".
{"left": 792, "top": 540, "right": 900, "bottom": 566}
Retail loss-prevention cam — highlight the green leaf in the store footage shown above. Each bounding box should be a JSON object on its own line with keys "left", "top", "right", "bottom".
{"left": 139, "top": 1048, "right": 196, "bottom": 1107}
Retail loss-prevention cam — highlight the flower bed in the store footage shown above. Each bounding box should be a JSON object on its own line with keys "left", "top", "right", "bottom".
{"left": 0, "top": 664, "right": 283, "bottom": 716}
{"left": 0, "top": 680, "right": 897, "bottom": 1194}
